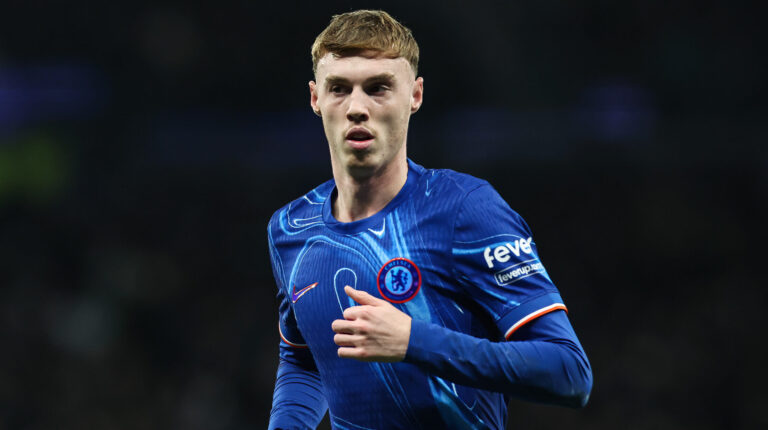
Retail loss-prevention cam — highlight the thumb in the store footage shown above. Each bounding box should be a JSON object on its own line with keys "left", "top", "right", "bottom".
{"left": 345, "top": 286, "right": 383, "bottom": 306}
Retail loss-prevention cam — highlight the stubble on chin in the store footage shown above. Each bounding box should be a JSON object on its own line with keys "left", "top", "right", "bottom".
{"left": 343, "top": 149, "right": 378, "bottom": 180}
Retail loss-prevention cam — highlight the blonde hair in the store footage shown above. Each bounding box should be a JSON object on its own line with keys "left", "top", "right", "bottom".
{"left": 311, "top": 10, "right": 419, "bottom": 76}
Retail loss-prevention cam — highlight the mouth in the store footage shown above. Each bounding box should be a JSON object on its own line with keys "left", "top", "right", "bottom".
{"left": 345, "top": 127, "right": 375, "bottom": 150}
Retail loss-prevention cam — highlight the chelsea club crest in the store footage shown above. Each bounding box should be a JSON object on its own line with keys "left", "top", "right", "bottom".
{"left": 376, "top": 258, "right": 421, "bottom": 303}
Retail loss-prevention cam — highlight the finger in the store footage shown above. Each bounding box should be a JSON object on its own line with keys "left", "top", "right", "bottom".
{"left": 337, "top": 346, "right": 371, "bottom": 361}
{"left": 345, "top": 286, "right": 384, "bottom": 306}
{"left": 342, "top": 305, "right": 369, "bottom": 321}
{"left": 331, "top": 319, "right": 356, "bottom": 334}
{"left": 333, "top": 333, "right": 363, "bottom": 347}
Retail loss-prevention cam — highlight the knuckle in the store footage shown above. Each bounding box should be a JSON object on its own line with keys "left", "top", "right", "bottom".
{"left": 357, "top": 323, "right": 369, "bottom": 335}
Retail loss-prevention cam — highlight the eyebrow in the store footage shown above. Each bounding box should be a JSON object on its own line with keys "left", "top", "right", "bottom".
{"left": 324, "top": 73, "right": 396, "bottom": 86}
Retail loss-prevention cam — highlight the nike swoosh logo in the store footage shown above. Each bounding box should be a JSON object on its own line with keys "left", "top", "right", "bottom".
{"left": 291, "top": 282, "right": 318, "bottom": 303}
{"left": 368, "top": 219, "right": 386, "bottom": 237}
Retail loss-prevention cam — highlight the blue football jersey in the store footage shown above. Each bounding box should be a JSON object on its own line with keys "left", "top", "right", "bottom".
{"left": 268, "top": 159, "right": 568, "bottom": 429}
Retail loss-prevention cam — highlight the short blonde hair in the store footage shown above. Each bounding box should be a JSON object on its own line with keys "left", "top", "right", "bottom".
{"left": 311, "top": 10, "right": 419, "bottom": 76}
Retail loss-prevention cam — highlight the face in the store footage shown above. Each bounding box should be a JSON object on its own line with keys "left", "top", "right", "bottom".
{"left": 309, "top": 52, "right": 423, "bottom": 179}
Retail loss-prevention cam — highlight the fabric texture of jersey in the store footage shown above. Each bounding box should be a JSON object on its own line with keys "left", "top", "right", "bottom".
{"left": 267, "top": 159, "right": 571, "bottom": 429}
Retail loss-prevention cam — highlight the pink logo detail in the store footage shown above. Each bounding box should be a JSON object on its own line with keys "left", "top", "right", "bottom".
{"left": 291, "top": 282, "right": 318, "bottom": 303}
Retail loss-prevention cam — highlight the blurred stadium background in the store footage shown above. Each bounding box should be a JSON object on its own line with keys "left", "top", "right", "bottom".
{"left": 1, "top": 1, "right": 766, "bottom": 429}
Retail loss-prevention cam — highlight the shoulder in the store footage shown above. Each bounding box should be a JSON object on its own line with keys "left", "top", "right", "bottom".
{"left": 412, "top": 160, "right": 492, "bottom": 203}
{"left": 414, "top": 163, "right": 510, "bottom": 216}
{"left": 409, "top": 161, "right": 522, "bottom": 230}
{"left": 423, "top": 165, "right": 490, "bottom": 194}
{"left": 413, "top": 162, "right": 526, "bottom": 228}
{"left": 267, "top": 179, "right": 334, "bottom": 236}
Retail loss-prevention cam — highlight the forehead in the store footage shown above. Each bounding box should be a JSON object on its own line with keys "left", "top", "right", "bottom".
{"left": 315, "top": 52, "right": 414, "bottom": 84}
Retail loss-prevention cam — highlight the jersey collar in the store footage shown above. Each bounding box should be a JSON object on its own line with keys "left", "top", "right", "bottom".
{"left": 322, "top": 159, "right": 424, "bottom": 235}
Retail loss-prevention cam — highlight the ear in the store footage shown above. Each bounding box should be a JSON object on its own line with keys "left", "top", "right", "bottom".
{"left": 309, "top": 80, "right": 321, "bottom": 116}
{"left": 410, "top": 77, "right": 424, "bottom": 114}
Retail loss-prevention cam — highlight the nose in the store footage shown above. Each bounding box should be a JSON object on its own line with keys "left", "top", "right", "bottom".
{"left": 346, "top": 88, "right": 369, "bottom": 123}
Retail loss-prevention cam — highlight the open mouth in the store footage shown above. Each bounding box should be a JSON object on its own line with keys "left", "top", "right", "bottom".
{"left": 345, "top": 127, "right": 375, "bottom": 149}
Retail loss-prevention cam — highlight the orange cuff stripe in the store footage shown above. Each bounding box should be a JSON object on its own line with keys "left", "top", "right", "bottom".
{"left": 278, "top": 323, "right": 308, "bottom": 349}
{"left": 504, "top": 303, "right": 568, "bottom": 340}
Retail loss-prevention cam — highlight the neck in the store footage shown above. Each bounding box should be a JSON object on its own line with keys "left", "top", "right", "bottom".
{"left": 331, "top": 154, "right": 408, "bottom": 223}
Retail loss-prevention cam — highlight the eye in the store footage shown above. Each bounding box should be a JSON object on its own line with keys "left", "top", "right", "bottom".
{"left": 367, "top": 84, "right": 390, "bottom": 95}
{"left": 329, "top": 84, "right": 348, "bottom": 95}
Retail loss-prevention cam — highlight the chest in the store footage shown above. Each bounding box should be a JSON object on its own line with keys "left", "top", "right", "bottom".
{"left": 281, "top": 220, "right": 453, "bottom": 348}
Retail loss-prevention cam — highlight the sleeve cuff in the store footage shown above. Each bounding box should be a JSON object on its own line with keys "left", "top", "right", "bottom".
{"left": 497, "top": 292, "right": 567, "bottom": 340}
{"left": 405, "top": 319, "right": 445, "bottom": 364}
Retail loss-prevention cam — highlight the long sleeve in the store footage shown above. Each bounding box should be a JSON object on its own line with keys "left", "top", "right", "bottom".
{"left": 269, "top": 354, "right": 328, "bottom": 430}
{"left": 268, "top": 218, "right": 328, "bottom": 429}
{"left": 404, "top": 309, "right": 592, "bottom": 407}
{"left": 439, "top": 183, "right": 592, "bottom": 406}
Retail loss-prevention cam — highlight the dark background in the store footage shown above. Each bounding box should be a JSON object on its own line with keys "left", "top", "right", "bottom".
{"left": 1, "top": 1, "right": 766, "bottom": 429}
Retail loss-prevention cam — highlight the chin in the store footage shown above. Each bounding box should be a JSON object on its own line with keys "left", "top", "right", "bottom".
{"left": 343, "top": 153, "right": 382, "bottom": 178}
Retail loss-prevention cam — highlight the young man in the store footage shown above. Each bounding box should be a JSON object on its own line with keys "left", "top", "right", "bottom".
{"left": 268, "top": 10, "right": 592, "bottom": 429}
